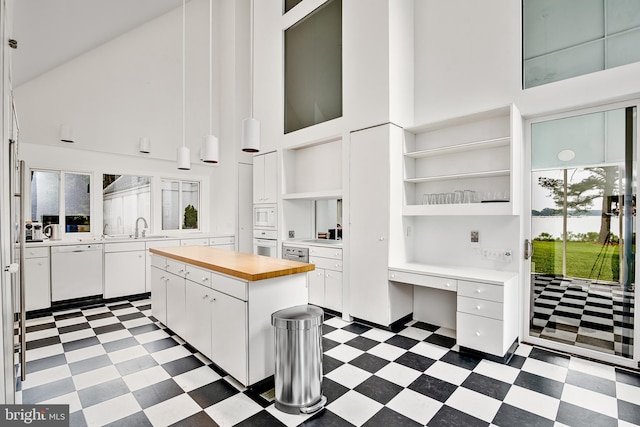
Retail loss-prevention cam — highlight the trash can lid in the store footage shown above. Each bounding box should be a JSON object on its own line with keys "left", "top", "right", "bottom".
{"left": 271, "top": 305, "right": 324, "bottom": 330}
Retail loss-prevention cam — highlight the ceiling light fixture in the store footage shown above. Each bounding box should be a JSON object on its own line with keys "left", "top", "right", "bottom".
{"left": 60, "top": 124, "right": 74, "bottom": 143}
{"left": 177, "top": 0, "right": 191, "bottom": 170}
{"left": 242, "top": 0, "right": 260, "bottom": 153}
{"left": 202, "top": 0, "right": 219, "bottom": 164}
{"left": 139, "top": 137, "right": 151, "bottom": 153}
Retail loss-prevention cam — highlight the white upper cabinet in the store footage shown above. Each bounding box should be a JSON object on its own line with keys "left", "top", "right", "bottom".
{"left": 253, "top": 151, "right": 278, "bottom": 204}
{"left": 402, "top": 104, "right": 522, "bottom": 216}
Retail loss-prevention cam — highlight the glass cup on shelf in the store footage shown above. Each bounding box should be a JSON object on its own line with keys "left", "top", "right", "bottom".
{"left": 422, "top": 194, "right": 430, "bottom": 205}
{"left": 453, "top": 190, "right": 464, "bottom": 204}
{"left": 463, "top": 190, "right": 475, "bottom": 204}
{"left": 437, "top": 193, "right": 446, "bottom": 204}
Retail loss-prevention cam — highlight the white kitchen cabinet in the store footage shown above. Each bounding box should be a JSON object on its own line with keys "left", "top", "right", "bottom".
{"left": 180, "top": 237, "right": 210, "bottom": 247}
{"left": 308, "top": 246, "right": 343, "bottom": 313}
{"left": 209, "top": 236, "right": 235, "bottom": 251}
{"left": 402, "top": 104, "right": 522, "bottom": 216}
{"left": 456, "top": 278, "right": 519, "bottom": 359}
{"left": 185, "top": 281, "right": 213, "bottom": 359}
{"left": 253, "top": 151, "right": 277, "bottom": 204}
{"left": 104, "top": 241, "right": 146, "bottom": 299}
{"left": 150, "top": 265, "right": 167, "bottom": 324}
{"left": 349, "top": 124, "right": 412, "bottom": 326}
{"left": 24, "top": 246, "right": 50, "bottom": 311}
{"left": 211, "top": 288, "right": 248, "bottom": 384}
{"left": 146, "top": 239, "right": 180, "bottom": 293}
{"left": 150, "top": 254, "right": 186, "bottom": 337}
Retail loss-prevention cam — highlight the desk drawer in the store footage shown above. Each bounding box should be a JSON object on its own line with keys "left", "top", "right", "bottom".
{"left": 458, "top": 280, "right": 503, "bottom": 302}
{"left": 388, "top": 270, "right": 457, "bottom": 292}
{"left": 457, "top": 312, "right": 504, "bottom": 356}
{"left": 310, "top": 256, "right": 342, "bottom": 272}
{"left": 457, "top": 295, "right": 503, "bottom": 320}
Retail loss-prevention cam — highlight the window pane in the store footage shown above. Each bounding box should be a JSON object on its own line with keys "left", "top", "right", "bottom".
{"left": 65, "top": 173, "right": 91, "bottom": 232}
{"left": 284, "top": 0, "right": 342, "bottom": 133}
{"left": 182, "top": 182, "right": 199, "bottom": 229}
{"left": 607, "top": 28, "right": 640, "bottom": 68}
{"left": 103, "top": 174, "right": 151, "bottom": 235}
{"left": 607, "top": 0, "right": 640, "bottom": 33}
{"left": 30, "top": 170, "right": 59, "bottom": 225}
{"left": 284, "top": 0, "right": 303, "bottom": 14}
{"left": 162, "top": 180, "right": 180, "bottom": 230}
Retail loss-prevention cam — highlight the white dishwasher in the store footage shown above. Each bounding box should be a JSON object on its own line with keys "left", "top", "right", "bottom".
{"left": 51, "top": 244, "right": 103, "bottom": 302}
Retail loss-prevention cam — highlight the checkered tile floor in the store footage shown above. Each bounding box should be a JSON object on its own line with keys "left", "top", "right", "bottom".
{"left": 16, "top": 298, "right": 640, "bottom": 426}
{"left": 531, "top": 274, "right": 635, "bottom": 358}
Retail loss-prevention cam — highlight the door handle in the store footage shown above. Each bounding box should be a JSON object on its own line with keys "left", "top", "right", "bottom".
{"left": 524, "top": 239, "right": 534, "bottom": 260}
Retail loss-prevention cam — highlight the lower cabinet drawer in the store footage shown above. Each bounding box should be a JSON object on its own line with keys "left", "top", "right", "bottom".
{"left": 456, "top": 312, "right": 504, "bottom": 356}
{"left": 211, "top": 273, "right": 247, "bottom": 301}
{"left": 186, "top": 264, "right": 212, "bottom": 287}
{"left": 310, "top": 256, "right": 343, "bottom": 272}
{"left": 457, "top": 296, "right": 504, "bottom": 320}
{"left": 388, "top": 270, "right": 457, "bottom": 292}
{"left": 165, "top": 259, "right": 186, "bottom": 277}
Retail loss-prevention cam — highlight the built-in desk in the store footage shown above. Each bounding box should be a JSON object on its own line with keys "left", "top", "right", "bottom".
{"left": 388, "top": 263, "right": 518, "bottom": 362}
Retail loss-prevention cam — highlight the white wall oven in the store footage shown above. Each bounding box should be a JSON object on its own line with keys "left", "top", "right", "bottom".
{"left": 253, "top": 230, "right": 277, "bottom": 257}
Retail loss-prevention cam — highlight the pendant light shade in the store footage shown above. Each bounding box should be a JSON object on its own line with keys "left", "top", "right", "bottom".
{"left": 242, "top": 118, "right": 260, "bottom": 153}
{"left": 202, "top": 134, "right": 219, "bottom": 163}
{"left": 177, "top": 146, "right": 191, "bottom": 170}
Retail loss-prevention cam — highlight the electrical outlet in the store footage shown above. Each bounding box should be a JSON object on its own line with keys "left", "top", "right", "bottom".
{"left": 481, "top": 248, "right": 513, "bottom": 262}
{"left": 288, "top": 230, "right": 295, "bottom": 238}
{"left": 470, "top": 231, "right": 479, "bottom": 243}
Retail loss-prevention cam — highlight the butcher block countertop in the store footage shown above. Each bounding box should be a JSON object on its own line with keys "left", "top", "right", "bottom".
{"left": 149, "top": 246, "right": 315, "bottom": 281}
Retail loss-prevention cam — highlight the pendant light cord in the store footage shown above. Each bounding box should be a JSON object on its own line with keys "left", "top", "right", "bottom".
{"left": 249, "top": 0, "right": 254, "bottom": 119}
{"left": 182, "top": 0, "right": 186, "bottom": 148}
{"left": 209, "top": 0, "right": 213, "bottom": 135}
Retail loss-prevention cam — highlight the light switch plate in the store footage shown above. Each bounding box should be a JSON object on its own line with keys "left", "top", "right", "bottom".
{"left": 288, "top": 230, "right": 295, "bottom": 238}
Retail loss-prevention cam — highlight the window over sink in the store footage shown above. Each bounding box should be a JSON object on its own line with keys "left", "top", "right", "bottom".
{"left": 102, "top": 174, "right": 151, "bottom": 236}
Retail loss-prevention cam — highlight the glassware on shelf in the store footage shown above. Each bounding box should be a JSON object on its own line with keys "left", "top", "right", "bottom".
{"left": 463, "top": 190, "right": 475, "bottom": 204}
{"left": 454, "top": 190, "right": 464, "bottom": 204}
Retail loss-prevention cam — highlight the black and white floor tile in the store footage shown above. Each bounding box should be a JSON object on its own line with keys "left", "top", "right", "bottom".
{"left": 17, "top": 298, "right": 640, "bottom": 426}
{"left": 530, "top": 274, "right": 635, "bottom": 358}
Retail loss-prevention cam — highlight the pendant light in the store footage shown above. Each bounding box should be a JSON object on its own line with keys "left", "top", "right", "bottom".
{"left": 177, "top": 0, "right": 191, "bottom": 170}
{"left": 242, "top": 0, "right": 260, "bottom": 153}
{"left": 202, "top": 0, "right": 219, "bottom": 163}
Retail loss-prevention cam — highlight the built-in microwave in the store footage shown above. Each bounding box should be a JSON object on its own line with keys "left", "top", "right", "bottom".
{"left": 254, "top": 204, "right": 277, "bottom": 229}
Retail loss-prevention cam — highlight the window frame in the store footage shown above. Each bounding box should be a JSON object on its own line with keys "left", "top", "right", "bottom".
{"left": 29, "top": 168, "right": 94, "bottom": 237}
{"left": 160, "top": 178, "right": 201, "bottom": 232}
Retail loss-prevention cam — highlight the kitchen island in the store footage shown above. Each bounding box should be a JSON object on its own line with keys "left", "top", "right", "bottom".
{"left": 149, "top": 246, "right": 314, "bottom": 386}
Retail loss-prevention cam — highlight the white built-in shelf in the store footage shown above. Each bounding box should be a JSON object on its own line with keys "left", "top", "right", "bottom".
{"left": 403, "top": 201, "right": 512, "bottom": 216}
{"left": 404, "top": 137, "right": 510, "bottom": 159}
{"left": 282, "top": 189, "right": 343, "bottom": 200}
{"left": 405, "top": 169, "right": 510, "bottom": 184}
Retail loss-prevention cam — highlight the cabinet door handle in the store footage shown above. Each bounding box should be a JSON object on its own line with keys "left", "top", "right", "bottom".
{"left": 202, "top": 277, "right": 209, "bottom": 282}
{"left": 160, "top": 276, "right": 165, "bottom": 280}
{"left": 202, "top": 294, "right": 209, "bottom": 300}
{"left": 210, "top": 297, "right": 216, "bottom": 302}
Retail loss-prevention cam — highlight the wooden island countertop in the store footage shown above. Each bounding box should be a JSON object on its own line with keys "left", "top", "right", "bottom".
{"left": 149, "top": 246, "right": 314, "bottom": 281}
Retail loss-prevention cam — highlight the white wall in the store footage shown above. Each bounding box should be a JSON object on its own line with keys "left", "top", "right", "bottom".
{"left": 13, "top": 0, "right": 242, "bottom": 234}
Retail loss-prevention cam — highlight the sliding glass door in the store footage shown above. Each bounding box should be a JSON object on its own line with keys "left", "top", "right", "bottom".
{"left": 526, "top": 103, "right": 638, "bottom": 367}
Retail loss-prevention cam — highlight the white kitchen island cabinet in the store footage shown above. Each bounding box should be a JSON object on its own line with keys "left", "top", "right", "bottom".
{"left": 149, "top": 246, "right": 313, "bottom": 387}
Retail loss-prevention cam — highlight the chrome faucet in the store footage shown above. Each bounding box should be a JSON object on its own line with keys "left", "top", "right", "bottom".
{"left": 134, "top": 217, "right": 148, "bottom": 238}
{"left": 103, "top": 223, "right": 109, "bottom": 236}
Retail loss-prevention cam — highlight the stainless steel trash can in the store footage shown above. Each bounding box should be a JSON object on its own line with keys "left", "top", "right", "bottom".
{"left": 271, "top": 305, "right": 326, "bottom": 415}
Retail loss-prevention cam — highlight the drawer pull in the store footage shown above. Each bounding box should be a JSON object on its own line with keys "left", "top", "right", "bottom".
{"left": 476, "top": 305, "right": 481, "bottom": 310}
{"left": 210, "top": 297, "right": 216, "bottom": 302}
{"left": 391, "top": 274, "right": 395, "bottom": 278}
{"left": 476, "top": 289, "right": 481, "bottom": 294}
{"left": 178, "top": 269, "right": 185, "bottom": 274}
{"left": 202, "top": 294, "right": 209, "bottom": 299}
{"left": 446, "top": 282, "right": 451, "bottom": 287}
{"left": 335, "top": 264, "right": 339, "bottom": 268}
{"left": 475, "top": 331, "right": 480, "bottom": 336}
{"left": 202, "top": 277, "right": 209, "bottom": 282}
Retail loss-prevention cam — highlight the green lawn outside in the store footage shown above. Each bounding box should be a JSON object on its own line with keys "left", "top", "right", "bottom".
{"left": 532, "top": 240, "right": 620, "bottom": 282}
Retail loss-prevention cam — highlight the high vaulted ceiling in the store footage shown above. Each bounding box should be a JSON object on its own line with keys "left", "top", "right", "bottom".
{"left": 11, "top": 0, "right": 184, "bottom": 87}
